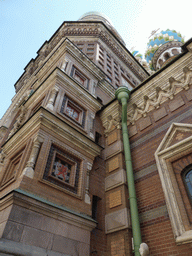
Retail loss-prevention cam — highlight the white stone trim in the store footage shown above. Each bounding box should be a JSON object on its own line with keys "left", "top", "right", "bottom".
{"left": 155, "top": 123, "right": 192, "bottom": 244}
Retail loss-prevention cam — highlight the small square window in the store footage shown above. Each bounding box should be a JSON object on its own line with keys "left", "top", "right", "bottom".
{"left": 60, "top": 96, "right": 86, "bottom": 128}
{"left": 107, "top": 54, "right": 111, "bottom": 59}
{"left": 99, "top": 51, "right": 104, "bottom": 57}
{"left": 87, "top": 48, "right": 94, "bottom": 51}
{"left": 65, "top": 101, "right": 81, "bottom": 122}
{"left": 120, "top": 67, "right": 124, "bottom": 73}
{"left": 106, "top": 76, "right": 112, "bottom": 84}
{"left": 49, "top": 152, "right": 76, "bottom": 187}
{"left": 70, "top": 66, "right": 89, "bottom": 89}
{"left": 43, "top": 145, "right": 81, "bottom": 194}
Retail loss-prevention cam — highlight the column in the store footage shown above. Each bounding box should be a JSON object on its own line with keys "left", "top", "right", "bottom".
{"left": 46, "top": 86, "right": 59, "bottom": 111}
{"left": 89, "top": 112, "right": 95, "bottom": 139}
{"left": 85, "top": 162, "right": 92, "bottom": 204}
{"left": 22, "top": 135, "right": 43, "bottom": 178}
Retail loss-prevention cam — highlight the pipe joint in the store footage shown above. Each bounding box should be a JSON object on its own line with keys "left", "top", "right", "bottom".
{"left": 115, "top": 86, "right": 130, "bottom": 103}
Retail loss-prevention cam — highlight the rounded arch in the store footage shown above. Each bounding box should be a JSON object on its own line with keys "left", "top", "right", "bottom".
{"left": 163, "top": 52, "right": 170, "bottom": 61}
{"left": 158, "top": 59, "right": 163, "bottom": 67}
{"left": 172, "top": 48, "right": 179, "bottom": 55}
{"left": 182, "top": 165, "right": 192, "bottom": 204}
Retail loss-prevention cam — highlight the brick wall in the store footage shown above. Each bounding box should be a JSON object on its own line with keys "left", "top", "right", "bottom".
{"left": 129, "top": 88, "right": 192, "bottom": 255}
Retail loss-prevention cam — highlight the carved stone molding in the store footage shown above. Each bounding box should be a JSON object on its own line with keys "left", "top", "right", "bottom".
{"left": 14, "top": 22, "right": 148, "bottom": 93}
{"left": 103, "top": 115, "right": 121, "bottom": 136}
{"left": 46, "top": 86, "right": 59, "bottom": 111}
{"left": 0, "top": 149, "right": 6, "bottom": 164}
{"left": 8, "top": 106, "right": 27, "bottom": 138}
{"left": 22, "top": 135, "right": 44, "bottom": 179}
{"left": 84, "top": 162, "right": 93, "bottom": 204}
{"left": 128, "top": 66, "right": 192, "bottom": 125}
{"left": 100, "top": 100, "right": 121, "bottom": 137}
{"left": 0, "top": 126, "right": 8, "bottom": 142}
{"left": 155, "top": 123, "right": 192, "bottom": 244}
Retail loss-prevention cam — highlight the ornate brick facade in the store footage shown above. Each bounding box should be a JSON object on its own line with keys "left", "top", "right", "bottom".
{"left": 0, "top": 12, "right": 192, "bottom": 256}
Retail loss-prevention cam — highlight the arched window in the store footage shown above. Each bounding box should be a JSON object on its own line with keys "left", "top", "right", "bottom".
{"left": 172, "top": 49, "right": 179, "bottom": 55}
{"left": 164, "top": 52, "right": 170, "bottom": 61}
{"left": 183, "top": 166, "right": 192, "bottom": 203}
{"left": 158, "top": 59, "right": 163, "bottom": 67}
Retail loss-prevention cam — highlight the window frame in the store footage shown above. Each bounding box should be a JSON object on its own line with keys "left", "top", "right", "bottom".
{"left": 48, "top": 150, "right": 77, "bottom": 187}
{"left": 70, "top": 65, "right": 89, "bottom": 89}
{"left": 182, "top": 166, "right": 192, "bottom": 205}
{"left": 43, "top": 144, "right": 82, "bottom": 195}
{"left": 60, "top": 95, "right": 86, "bottom": 128}
{"left": 155, "top": 123, "right": 192, "bottom": 245}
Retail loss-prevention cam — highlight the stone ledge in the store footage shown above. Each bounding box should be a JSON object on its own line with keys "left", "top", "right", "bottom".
{"left": 1, "top": 189, "right": 96, "bottom": 231}
{"left": 105, "top": 208, "right": 131, "bottom": 234}
{"left": 104, "top": 140, "right": 124, "bottom": 160}
{"left": 0, "top": 238, "right": 70, "bottom": 256}
{"left": 105, "top": 169, "right": 126, "bottom": 191}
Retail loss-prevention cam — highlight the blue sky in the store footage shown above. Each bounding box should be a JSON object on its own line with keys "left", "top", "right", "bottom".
{"left": 0, "top": 0, "right": 191, "bottom": 119}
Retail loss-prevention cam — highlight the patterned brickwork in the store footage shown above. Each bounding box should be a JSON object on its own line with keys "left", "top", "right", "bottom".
{"left": 141, "top": 220, "right": 192, "bottom": 255}
{"left": 130, "top": 87, "right": 192, "bottom": 254}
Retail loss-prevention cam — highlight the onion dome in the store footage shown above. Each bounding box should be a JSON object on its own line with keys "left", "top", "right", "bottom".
{"left": 132, "top": 50, "right": 143, "bottom": 63}
{"left": 145, "top": 29, "right": 185, "bottom": 70}
{"left": 132, "top": 50, "right": 143, "bottom": 59}
{"left": 78, "top": 12, "right": 126, "bottom": 45}
{"left": 132, "top": 50, "right": 154, "bottom": 75}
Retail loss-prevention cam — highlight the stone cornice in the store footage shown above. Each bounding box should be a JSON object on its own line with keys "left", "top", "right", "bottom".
{"left": 127, "top": 56, "right": 192, "bottom": 125}
{"left": 61, "top": 23, "right": 148, "bottom": 80}
{"left": 0, "top": 189, "right": 96, "bottom": 230}
{"left": 26, "top": 67, "right": 104, "bottom": 112}
{"left": 13, "top": 38, "right": 114, "bottom": 107}
{"left": 2, "top": 107, "right": 102, "bottom": 159}
{"left": 14, "top": 22, "right": 148, "bottom": 93}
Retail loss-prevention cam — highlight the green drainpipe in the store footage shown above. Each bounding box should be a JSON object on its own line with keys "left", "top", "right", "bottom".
{"left": 115, "top": 87, "right": 142, "bottom": 256}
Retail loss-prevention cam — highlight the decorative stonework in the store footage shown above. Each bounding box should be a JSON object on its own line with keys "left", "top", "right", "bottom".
{"left": 108, "top": 131, "right": 118, "bottom": 145}
{"left": 103, "top": 115, "right": 121, "bottom": 136}
{"left": 0, "top": 126, "right": 8, "bottom": 142}
{"left": 22, "top": 135, "right": 44, "bottom": 178}
{"left": 85, "top": 162, "right": 92, "bottom": 204}
{"left": 0, "top": 149, "right": 6, "bottom": 164}
{"left": 128, "top": 66, "right": 192, "bottom": 125}
{"left": 88, "top": 112, "right": 95, "bottom": 139}
{"left": 105, "top": 169, "right": 127, "bottom": 191}
{"left": 155, "top": 123, "right": 192, "bottom": 244}
{"left": 105, "top": 208, "right": 131, "bottom": 233}
{"left": 8, "top": 106, "right": 27, "bottom": 138}
{"left": 14, "top": 22, "right": 148, "bottom": 93}
{"left": 46, "top": 86, "right": 59, "bottom": 111}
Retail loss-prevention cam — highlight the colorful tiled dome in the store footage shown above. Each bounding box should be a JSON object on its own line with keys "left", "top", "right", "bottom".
{"left": 145, "top": 29, "right": 184, "bottom": 70}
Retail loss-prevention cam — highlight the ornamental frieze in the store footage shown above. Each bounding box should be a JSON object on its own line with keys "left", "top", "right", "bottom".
{"left": 15, "top": 22, "right": 148, "bottom": 92}
{"left": 127, "top": 66, "right": 192, "bottom": 125}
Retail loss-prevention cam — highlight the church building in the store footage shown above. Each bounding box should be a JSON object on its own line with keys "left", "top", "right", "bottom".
{"left": 0, "top": 12, "right": 192, "bottom": 256}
